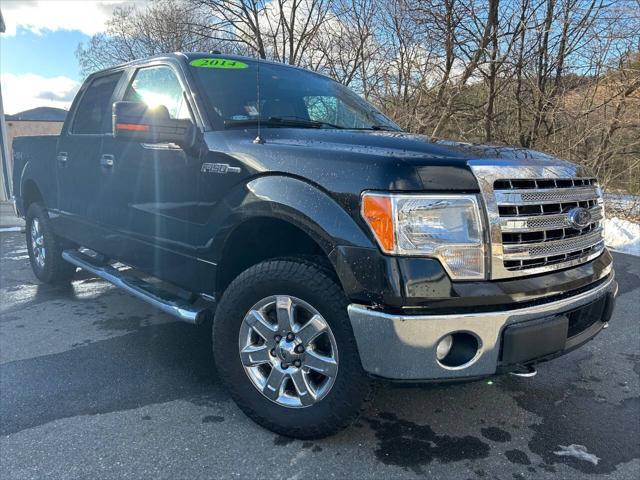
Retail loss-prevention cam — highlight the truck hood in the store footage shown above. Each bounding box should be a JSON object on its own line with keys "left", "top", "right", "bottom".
{"left": 208, "top": 128, "right": 566, "bottom": 193}
{"left": 241, "top": 127, "right": 557, "bottom": 162}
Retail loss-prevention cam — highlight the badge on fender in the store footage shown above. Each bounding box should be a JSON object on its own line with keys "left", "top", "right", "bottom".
{"left": 201, "top": 163, "right": 241, "bottom": 174}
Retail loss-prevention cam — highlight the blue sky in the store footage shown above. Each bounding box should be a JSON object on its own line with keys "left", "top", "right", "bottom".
{"left": 1, "top": 28, "right": 87, "bottom": 81}
{"left": 1, "top": 1, "right": 146, "bottom": 114}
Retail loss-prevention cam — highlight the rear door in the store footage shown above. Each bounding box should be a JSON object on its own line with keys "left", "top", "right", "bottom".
{"left": 55, "top": 72, "right": 123, "bottom": 246}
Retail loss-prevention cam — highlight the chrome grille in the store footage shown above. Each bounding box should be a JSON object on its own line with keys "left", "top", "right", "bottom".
{"left": 495, "top": 178, "right": 604, "bottom": 272}
{"left": 469, "top": 161, "right": 606, "bottom": 279}
{"left": 496, "top": 187, "right": 599, "bottom": 204}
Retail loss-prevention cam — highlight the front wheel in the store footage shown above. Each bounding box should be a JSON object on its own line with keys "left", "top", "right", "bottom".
{"left": 213, "top": 258, "right": 370, "bottom": 438}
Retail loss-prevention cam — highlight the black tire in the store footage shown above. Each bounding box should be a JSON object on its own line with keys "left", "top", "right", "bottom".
{"left": 213, "top": 258, "right": 370, "bottom": 438}
{"left": 26, "top": 203, "right": 77, "bottom": 283}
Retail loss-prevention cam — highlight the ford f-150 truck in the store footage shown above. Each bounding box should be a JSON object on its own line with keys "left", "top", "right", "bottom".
{"left": 12, "top": 53, "right": 617, "bottom": 438}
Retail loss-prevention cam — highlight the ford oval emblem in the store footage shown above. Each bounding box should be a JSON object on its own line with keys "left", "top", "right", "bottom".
{"left": 568, "top": 207, "right": 592, "bottom": 228}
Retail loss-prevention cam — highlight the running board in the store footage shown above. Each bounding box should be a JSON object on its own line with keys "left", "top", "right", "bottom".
{"left": 62, "top": 250, "right": 211, "bottom": 324}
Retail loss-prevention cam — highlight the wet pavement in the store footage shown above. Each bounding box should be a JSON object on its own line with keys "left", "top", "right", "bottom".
{"left": 0, "top": 201, "right": 24, "bottom": 229}
{"left": 1, "top": 230, "right": 638, "bottom": 479}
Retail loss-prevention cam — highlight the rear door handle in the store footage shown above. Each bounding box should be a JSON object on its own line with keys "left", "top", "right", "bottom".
{"left": 100, "top": 154, "right": 115, "bottom": 168}
{"left": 57, "top": 152, "right": 68, "bottom": 168}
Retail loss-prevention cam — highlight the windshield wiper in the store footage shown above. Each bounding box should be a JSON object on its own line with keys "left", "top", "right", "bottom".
{"left": 338, "top": 124, "right": 398, "bottom": 132}
{"left": 224, "top": 116, "right": 343, "bottom": 129}
{"left": 269, "top": 116, "right": 345, "bottom": 129}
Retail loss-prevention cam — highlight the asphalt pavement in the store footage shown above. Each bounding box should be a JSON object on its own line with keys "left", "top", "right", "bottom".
{"left": 0, "top": 201, "right": 24, "bottom": 229}
{"left": 1, "top": 230, "right": 638, "bottom": 479}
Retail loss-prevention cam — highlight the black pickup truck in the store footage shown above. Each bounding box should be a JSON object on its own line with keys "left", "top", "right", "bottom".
{"left": 12, "top": 53, "right": 617, "bottom": 438}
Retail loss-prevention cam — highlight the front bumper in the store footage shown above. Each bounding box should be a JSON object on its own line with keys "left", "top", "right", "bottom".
{"left": 347, "top": 273, "right": 618, "bottom": 381}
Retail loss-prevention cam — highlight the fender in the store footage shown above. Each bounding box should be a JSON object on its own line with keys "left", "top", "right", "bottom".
{"left": 206, "top": 175, "right": 404, "bottom": 305}
{"left": 209, "top": 174, "right": 375, "bottom": 258}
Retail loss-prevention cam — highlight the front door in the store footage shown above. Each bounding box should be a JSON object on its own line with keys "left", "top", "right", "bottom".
{"left": 99, "top": 65, "right": 208, "bottom": 289}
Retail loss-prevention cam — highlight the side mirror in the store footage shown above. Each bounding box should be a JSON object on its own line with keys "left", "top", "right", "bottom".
{"left": 112, "top": 101, "right": 196, "bottom": 149}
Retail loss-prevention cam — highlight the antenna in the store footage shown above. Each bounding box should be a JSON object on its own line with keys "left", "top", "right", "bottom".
{"left": 253, "top": 58, "right": 264, "bottom": 144}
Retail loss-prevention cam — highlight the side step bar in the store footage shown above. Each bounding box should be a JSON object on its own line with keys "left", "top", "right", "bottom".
{"left": 62, "top": 250, "right": 211, "bottom": 324}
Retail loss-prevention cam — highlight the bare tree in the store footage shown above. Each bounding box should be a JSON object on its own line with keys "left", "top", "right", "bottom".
{"left": 76, "top": 0, "right": 226, "bottom": 76}
{"left": 308, "top": 0, "right": 380, "bottom": 95}
{"left": 429, "top": 0, "right": 500, "bottom": 137}
{"left": 76, "top": 0, "right": 640, "bottom": 202}
{"left": 192, "top": 0, "right": 332, "bottom": 65}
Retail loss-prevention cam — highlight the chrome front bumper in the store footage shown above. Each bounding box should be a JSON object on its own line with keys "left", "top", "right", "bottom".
{"left": 347, "top": 273, "right": 617, "bottom": 381}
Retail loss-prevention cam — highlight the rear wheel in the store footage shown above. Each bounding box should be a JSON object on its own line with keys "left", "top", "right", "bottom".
{"left": 213, "top": 258, "right": 369, "bottom": 438}
{"left": 26, "top": 203, "right": 76, "bottom": 283}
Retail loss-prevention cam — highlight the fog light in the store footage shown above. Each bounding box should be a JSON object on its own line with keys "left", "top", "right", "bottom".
{"left": 436, "top": 335, "right": 453, "bottom": 360}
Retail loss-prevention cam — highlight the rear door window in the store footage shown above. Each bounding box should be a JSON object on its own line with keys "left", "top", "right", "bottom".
{"left": 72, "top": 72, "right": 123, "bottom": 134}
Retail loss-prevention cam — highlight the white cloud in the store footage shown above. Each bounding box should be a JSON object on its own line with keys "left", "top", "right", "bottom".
{"left": 1, "top": 0, "right": 148, "bottom": 36}
{"left": 1, "top": 73, "right": 80, "bottom": 114}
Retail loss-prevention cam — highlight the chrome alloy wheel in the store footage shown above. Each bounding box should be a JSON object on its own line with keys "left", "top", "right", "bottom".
{"left": 30, "top": 218, "right": 46, "bottom": 269}
{"left": 238, "top": 295, "right": 339, "bottom": 408}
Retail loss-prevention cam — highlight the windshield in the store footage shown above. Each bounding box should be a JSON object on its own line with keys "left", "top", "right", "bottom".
{"left": 189, "top": 57, "right": 400, "bottom": 131}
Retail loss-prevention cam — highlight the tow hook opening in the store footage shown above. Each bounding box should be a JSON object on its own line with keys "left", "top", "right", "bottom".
{"left": 436, "top": 332, "right": 480, "bottom": 369}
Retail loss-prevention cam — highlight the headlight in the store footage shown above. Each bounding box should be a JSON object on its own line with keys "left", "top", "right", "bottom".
{"left": 361, "top": 193, "right": 486, "bottom": 280}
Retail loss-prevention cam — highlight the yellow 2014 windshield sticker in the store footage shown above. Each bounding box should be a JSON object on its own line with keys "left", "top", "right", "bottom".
{"left": 190, "top": 58, "right": 248, "bottom": 69}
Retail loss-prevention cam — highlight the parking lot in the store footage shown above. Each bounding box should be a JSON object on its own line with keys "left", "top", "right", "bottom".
{"left": 1, "top": 229, "right": 638, "bottom": 479}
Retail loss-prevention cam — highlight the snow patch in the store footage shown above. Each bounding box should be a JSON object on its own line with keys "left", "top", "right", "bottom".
{"left": 554, "top": 444, "right": 600, "bottom": 465}
{"left": 604, "top": 217, "right": 640, "bottom": 256}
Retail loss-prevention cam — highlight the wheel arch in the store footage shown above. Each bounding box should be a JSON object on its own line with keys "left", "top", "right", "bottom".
{"left": 212, "top": 175, "right": 376, "bottom": 297}
{"left": 22, "top": 179, "right": 44, "bottom": 211}
{"left": 215, "top": 216, "right": 334, "bottom": 295}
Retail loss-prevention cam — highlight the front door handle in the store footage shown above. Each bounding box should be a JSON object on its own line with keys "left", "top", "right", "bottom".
{"left": 57, "top": 152, "right": 68, "bottom": 168}
{"left": 100, "top": 154, "right": 115, "bottom": 168}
